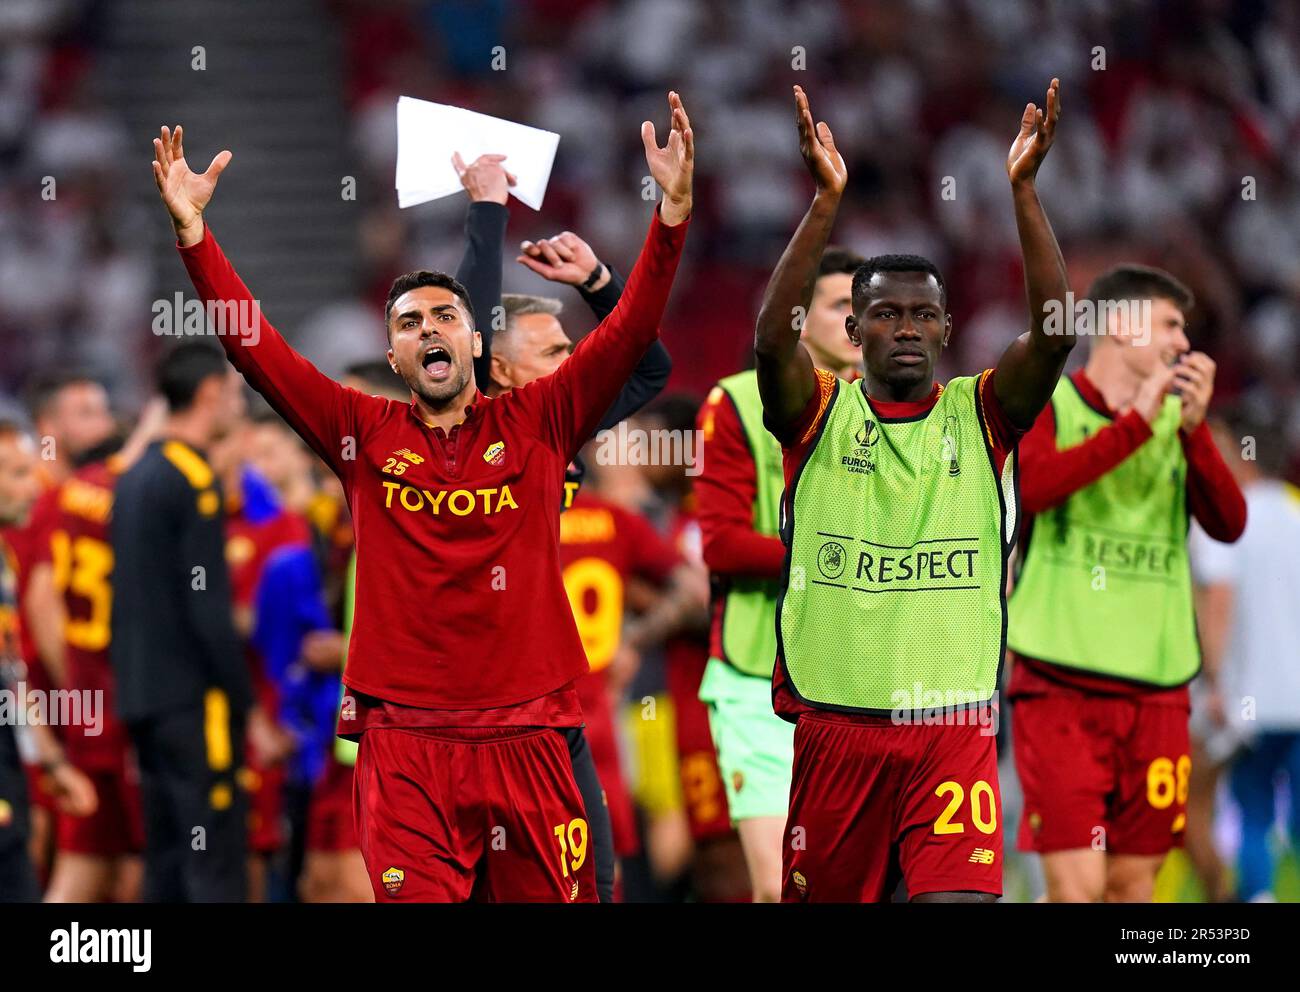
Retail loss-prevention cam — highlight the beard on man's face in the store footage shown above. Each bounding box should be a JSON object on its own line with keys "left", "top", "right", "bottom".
{"left": 401, "top": 354, "right": 472, "bottom": 409}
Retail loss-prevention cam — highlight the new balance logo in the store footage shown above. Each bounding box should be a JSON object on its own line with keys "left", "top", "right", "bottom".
{"left": 968, "top": 848, "right": 996, "bottom": 865}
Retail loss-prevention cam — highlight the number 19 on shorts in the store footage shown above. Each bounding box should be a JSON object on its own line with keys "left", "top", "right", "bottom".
{"left": 553, "top": 817, "right": 589, "bottom": 878}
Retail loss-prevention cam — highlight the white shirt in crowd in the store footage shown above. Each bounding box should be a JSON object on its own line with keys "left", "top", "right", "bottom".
{"left": 1191, "top": 480, "right": 1300, "bottom": 732}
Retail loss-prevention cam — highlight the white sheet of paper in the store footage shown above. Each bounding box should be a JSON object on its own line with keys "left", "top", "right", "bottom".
{"left": 395, "top": 96, "right": 559, "bottom": 211}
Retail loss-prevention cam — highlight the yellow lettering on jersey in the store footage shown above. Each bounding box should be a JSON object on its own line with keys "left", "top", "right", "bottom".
{"left": 58, "top": 479, "right": 113, "bottom": 524}
{"left": 560, "top": 508, "right": 616, "bottom": 545}
{"left": 380, "top": 483, "right": 520, "bottom": 518}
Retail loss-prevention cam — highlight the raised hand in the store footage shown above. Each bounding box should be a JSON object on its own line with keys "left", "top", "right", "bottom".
{"left": 794, "top": 85, "right": 846, "bottom": 197}
{"left": 152, "top": 125, "right": 232, "bottom": 246}
{"left": 642, "top": 91, "right": 693, "bottom": 225}
{"left": 517, "top": 230, "right": 607, "bottom": 289}
{"left": 1007, "top": 78, "right": 1061, "bottom": 185}
{"left": 452, "top": 152, "right": 517, "bottom": 205}
{"left": 1123, "top": 363, "right": 1178, "bottom": 425}
{"left": 1173, "top": 351, "right": 1216, "bottom": 431}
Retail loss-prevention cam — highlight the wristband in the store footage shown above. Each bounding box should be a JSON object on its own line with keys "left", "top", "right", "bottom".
{"left": 580, "top": 263, "right": 605, "bottom": 291}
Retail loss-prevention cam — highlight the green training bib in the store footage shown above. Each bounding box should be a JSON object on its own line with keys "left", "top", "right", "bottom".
{"left": 1007, "top": 378, "right": 1199, "bottom": 687}
{"left": 713, "top": 370, "right": 786, "bottom": 678}
{"left": 778, "top": 375, "right": 1015, "bottom": 714}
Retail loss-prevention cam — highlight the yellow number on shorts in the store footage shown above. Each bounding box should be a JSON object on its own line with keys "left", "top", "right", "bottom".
{"left": 681, "top": 751, "right": 724, "bottom": 826}
{"left": 1175, "top": 754, "right": 1191, "bottom": 805}
{"left": 51, "top": 531, "right": 114, "bottom": 652}
{"left": 933, "top": 779, "right": 997, "bottom": 835}
{"left": 933, "top": 781, "right": 965, "bottom": 834}
{"left": 561, "top": 558, "right": 623, "bottom": 672}
{"left": 970, "top": 780, "right": 997, "bottom": 834}
{"left": 1146, "top": 757, "right": 1175, "bottom": 809}
{"left": 553, "top": 817, "right": 589, "bottom": 878}
{"left": 1147, "top": 755, "right": 1191, "bottom": 809}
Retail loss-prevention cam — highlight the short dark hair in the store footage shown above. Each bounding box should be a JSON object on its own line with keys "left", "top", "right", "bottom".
{"left": 384, "top": 271, "right": 476, "bottom": 338}
{"left": 1086, "top": 265, "right": 1193, "bottom": 312}
{"left": 851, "top": 254, "right": 948, "bottom": 311}
{"left": 156, "top": 342, "right": 230, "bottom": 412}
{"left": 23, "top": 369, "right": 103, "bottom": 422}
{"left": 818, "top": 246, "right": 866, "bottom": 280}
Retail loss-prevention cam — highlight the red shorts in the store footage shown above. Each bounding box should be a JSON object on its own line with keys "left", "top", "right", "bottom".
{"left": 353, "top": 726, "right": 597, "bottom": 902}
{"left": 1013, "top": 687, "right": 1190, "bottom": 856}
{"left": 242, "top": 760, "right": 284, "bottom": 855}
{"left": 784, "top": 714, "right": 1003, "bottom": 902}
{"left": 56, "top": 766, "right": 144, "bottom": 857}
{"left": 306, "top": 756, "right": 357, "bottom": 853}
{"left": 666, "top": 649, "right": 731, "bottom": 842}
{"left": 577, "top": 676, "right": 639, "bottom": 857}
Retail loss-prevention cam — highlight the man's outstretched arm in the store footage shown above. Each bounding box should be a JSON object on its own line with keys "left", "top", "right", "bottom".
{"left": 992, "top": 79, "right": 1076, "bottom": 429}
{"left": 517, "top": 230, "right": 672, "bottom": 431}
{"left": 516, "top": 92, "right": 693, "bottom": 460}
{"left": 754, "top": 86, "right": 846, "bottom": 436}
{"left": 154, "top": 126, "right": 360, "bottom": 475}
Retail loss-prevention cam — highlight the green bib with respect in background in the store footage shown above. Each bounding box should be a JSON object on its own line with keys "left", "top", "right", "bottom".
{"left": 1007, "top": 378, "right": 1199, "bottom": 687}
{"left": 778, "top": 375, "right": 1015, "bottom": 714}
{"left": 714, "top": 370, "right": 786, "bottom": 677}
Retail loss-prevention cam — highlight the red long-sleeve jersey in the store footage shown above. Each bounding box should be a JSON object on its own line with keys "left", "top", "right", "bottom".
{"left": 694, "top": 386, "right": 786, "bottom": 662}
{"left": 179, "top": 209, "right": 687, "bottom": 719}
{"left": 1010, "top": 368, "right": 1246, "bottom": 702}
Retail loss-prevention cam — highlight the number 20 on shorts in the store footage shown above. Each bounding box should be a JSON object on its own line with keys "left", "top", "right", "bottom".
{"left": 933, "top": 780, "right": 998, "bottom": 835}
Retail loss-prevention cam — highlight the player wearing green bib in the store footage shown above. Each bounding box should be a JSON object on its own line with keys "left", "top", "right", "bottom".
{"left": 695, "top": 248, "right": 863, "bottom": 901}
{"left": 756, "top": 81, "right": 1074, "bottom": 902}
{"left": 1007, "top": 265, "right": 1246, "bottom": 903}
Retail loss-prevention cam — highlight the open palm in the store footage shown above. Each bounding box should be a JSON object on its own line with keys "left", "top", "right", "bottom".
{"left": 642, "top": 91, "right": 694, "bottom": 205}
{"left": 152, "top": 125, "right": 232, "bottom": 236}
{"left": 1007, "top": 78, "right": 1060, "bottom": 184}
{"left": 794, "top": 85, "right": 846, "bottom": 195}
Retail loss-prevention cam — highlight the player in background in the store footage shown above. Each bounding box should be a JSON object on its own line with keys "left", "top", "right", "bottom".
{"left": 2, "top": 373, "right": 114, "bottom": 879}
{"left": 110, "top": 343, "right": 254, "bottom": 902}
{"left": 213, "top": 414, "right": 302, "bottom": 900}
{"left": 10, "top": 373, "right": 117, "bottom": 693}
{"left": 153, "top": 91, "right": 692, "bottom": 901}
{"left": 759, "top": 81, "right": 1072, "bottom": 902}
{"left": 635, "top": 395, "right": 749, "bottom": 901}
{"left": 42, "top": 407, "right": 168, "bottom": 903}
{"left": 559, "top": 477, "right": 685, "bottom": 893}
{"left": 1007, "top": 265, "right": 1246, "bottom": 903}
{"left": 694, "top": 246, "right": 863, "bottom": 901}
{"left": 0, "top": 421, "right": 96, "bottom": 902}
{"left": 240, "top": 413, "right": 346, "bottom": 899}
{"left": 1188, "top": 408, "right": 1298, "bottom": 901}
